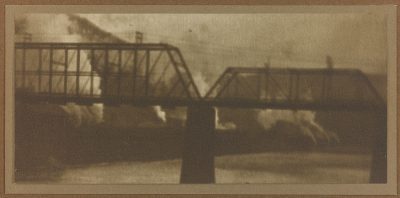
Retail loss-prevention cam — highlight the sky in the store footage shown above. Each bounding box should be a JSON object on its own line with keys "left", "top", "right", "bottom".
{"left": 78, "top": 13, "right": 388, "bottom": 78}
{"left": 15, "top": 12, "right": 388, "bottom": 84}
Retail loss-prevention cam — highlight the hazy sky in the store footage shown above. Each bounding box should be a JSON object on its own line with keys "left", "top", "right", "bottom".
{"left": 16, "top": 12, "right": 388, "bottom": 80}
{"left": 79, "top": 13, "right": 388, "bottom": 76}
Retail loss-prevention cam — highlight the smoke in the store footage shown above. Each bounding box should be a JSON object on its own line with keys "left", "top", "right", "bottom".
{"left": 192, "top": 71, "right": 209, "bottom": 97}
{"left": 70, "top": 14, "right": 169, "bottom": 126}
{"left": 257, "top": 109, "right": 339, "bottom": 144}
{"left": 256, "top": 57, "right": 339, "bottom": 144}
{"left": 16, "top": 14, "right": 171, "bottom": 127}
{"left": 153, "top": 106, "right": 167, "bottom": 123}
{"left": 15, "top": 14, "right": 104, "bottom": 127}
{"left": 61, "top": 103, "right": 104, "bottom": 127}
{"left": 215, "top": 108, "right": 237, "bottom": 130}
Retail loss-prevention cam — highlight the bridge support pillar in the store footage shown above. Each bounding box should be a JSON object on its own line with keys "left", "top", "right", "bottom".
{"left": 370, "top": 110, "right": 387, "bottom": 183}
{"left": 180, "top": 106, "right": 216, "bottom": 184}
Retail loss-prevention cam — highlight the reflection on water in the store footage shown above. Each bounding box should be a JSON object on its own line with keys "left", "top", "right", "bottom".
{"left": 17, "top": 151, "right": 371, "bottom": 184}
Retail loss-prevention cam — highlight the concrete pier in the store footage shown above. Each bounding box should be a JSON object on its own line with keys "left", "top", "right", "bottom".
{"left": 369, "top": 110, "right": 387, "bottom": 183}
{"left": 180, "top": 106, "right": 216, "bottom": 184}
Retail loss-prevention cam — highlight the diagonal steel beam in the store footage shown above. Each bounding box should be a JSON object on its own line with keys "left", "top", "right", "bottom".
{"left": 166, "top": 49, "right": 193, "bottom": 99}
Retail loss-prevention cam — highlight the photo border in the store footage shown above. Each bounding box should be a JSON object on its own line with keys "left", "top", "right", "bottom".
{"left": 0, "top": 0, "right": 398, "bottom": 196}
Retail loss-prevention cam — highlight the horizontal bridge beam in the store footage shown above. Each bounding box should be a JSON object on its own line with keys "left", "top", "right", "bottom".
{"left": 15, "top": 42, "right": 177, "bottom": 51}
{"left": 226, "top": 66, "right": 362, "bottom": 75}
{"left": 16, "top": 93, "right": 385, "bottom": 112}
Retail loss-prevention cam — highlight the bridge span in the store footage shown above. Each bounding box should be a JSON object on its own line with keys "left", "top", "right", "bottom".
{"left": 14, "top": 42, "right": 387, "bottom": 184}
{"left": 15, "top": 42, "right": 384, "bottom": 111}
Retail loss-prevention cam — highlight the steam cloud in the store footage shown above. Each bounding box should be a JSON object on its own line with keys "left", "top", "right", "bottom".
{"left": 257, "top": 109, "right": 339, "bottom": 144}
{"left": 192, "top": 71, "right": 209, "bottom": 97}
{"left": 215, "top": 108, "right": 237, "bottom": 130}
{"left": 153, "top": 106, "right": 167, "bottom": 123}
{"left": 16, "top": 14, "right": 171, "bottom": 127}
{"left": 15, "top": 14, "right": 105, "bottom": 127}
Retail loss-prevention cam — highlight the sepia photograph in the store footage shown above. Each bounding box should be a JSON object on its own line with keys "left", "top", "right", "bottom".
{"left": 4, "top": 4, "right": 397, "bottom": 195}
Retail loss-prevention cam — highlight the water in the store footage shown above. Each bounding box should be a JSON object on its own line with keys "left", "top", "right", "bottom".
{"left": 20, "top": 151, "right": 371, "bottom": 184}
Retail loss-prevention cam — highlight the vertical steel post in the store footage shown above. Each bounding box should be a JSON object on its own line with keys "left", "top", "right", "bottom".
{"left": 64, "top": 49, "right": 68, "bottom": 98}
{"left": 118, "top": 49, "right": 122, "bottom": 97}
{"left": 76, "top": 47, "right": 80, "bottom": 96}
{"left": 104, "top": 49, "right": 109, "bottom": 97}
{"left": 145, "top": 49, "right": 150, "bottom": 96}
{"left": 133, "top": 49, "right": 138, "bottom": 98}
{"left": 90, "top": 49, "right": 94, "bottom": 97}
{"left": 22, "top": 47, "right": 26, "bottom": 89}
{"left": 49, "top": 47, "right": 53, "bottom": 95}
{"left": 38, "top": 49, "right": 42, "bottom": 93}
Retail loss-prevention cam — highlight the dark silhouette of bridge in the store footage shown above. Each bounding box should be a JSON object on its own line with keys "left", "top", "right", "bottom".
{"left": 15, "top": 42, "right": 384, "bottom": 110}
{"left": 14, "top": 42, "right": 387, "bottom": 184}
